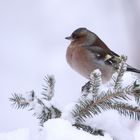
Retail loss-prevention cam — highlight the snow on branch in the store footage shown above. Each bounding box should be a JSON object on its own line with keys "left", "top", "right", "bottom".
{"left": 10, "top": 93, "right": 30, "bottom": 109}
{"left": 9, "top": 55, "right": 140, "bottom": 138}
{"left": 73, "top": 123, "right": 104, "bottom": 136}
{"left": 82, "top": 69, "right": 102, "bottom": 97}
{"left": 42, "top": 75, "right": 55, "bottom": 101}
{"left": 111, "top": 55, "right": 127, "bottom": 89}
{"left": 72, "top": 56, "right": 140, "bottom": 123}
{"left": 10, "top": 75, "right": 61, "bottom": 126}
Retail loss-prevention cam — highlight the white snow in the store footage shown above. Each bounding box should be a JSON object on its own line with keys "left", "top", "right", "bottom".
{"left": 0, "top": 129, "right": 29, "bottom": 140}
{"left": 85, "top": 72, "right": 139, "bottom": 140}
{"left": 59, "top": 72, "right": 139, "bottom": 140}
{"left": 122, "top": 72, "right": 138, "bottom": 87}
{"left": 84, "top": 110, "right": 136, "bottom": 140}
{"left": 0, "top": 118, "right": 140, "bottom": 140}
{"left": 61, "top": 102, "right": 76, "bottom": 124}
{"left": 43, "top": 118, "right": 112, "bottom": 140}
{"left": 90, "top": 69, "right": 102, "bottom": 80}
{"left": 0, "top": 72, "right": 138, "bottom": 140}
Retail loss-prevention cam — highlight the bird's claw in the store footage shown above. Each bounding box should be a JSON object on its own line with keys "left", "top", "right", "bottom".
{"left": 81, "top": 81, "right": 91, "bottom": 95}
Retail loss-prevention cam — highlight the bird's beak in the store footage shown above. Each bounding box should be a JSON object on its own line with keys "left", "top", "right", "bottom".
{"left": 65, "top": 36, "right": 73, "bottom": 40}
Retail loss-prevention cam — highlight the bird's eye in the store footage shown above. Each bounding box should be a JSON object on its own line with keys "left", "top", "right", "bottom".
{"left": 72, "top": 34, "right": 80, "bottom": 39}
{"left": 71, "top": 33, "right": 75, "bottom": 37}
{"left": 73, "top": 35, "right": 78, "bottom": 39}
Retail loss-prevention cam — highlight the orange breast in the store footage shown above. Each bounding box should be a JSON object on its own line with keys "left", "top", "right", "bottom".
{"left": 66, "top": 42, "right": 95, "bottom": 79}
{"left": 66, "top": 41, "right": 114, "bottom": 82}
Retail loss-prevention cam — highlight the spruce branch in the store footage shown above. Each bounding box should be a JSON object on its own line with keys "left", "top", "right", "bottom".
{"left": 82, "top": 69, "right": 102, "bottom": 97}
{"left": 89, "top": 69, "right": 102, "bottom": 96}
{"left": 109, "top": 102, "right": 140, "bottom": 120}
{"left": 10, "top": 55, "right": 140, "bottom": 138}
{"left": 73, "top": 123, "right": 104, "bottom": 136}
{"left": 32, "top": 98, "right": 61, "bottom": 126}
{"left": 42, "top": 75, "right": 55, "bottom": 101}
{"left": 10, "top": 93, "right": 30, "bottom": 109}
{"left": 133, "top": 80, "right": 140, "bottom": 104}
{"left": 72, "top": 85, "right": 140, "bottom": 123}
{"left": 10, "top": 75, "right": 61, "bottom": 126}
{"left": 72, "top": 91, "right": 125, "bottom": 123}
{"left": 111, "top": 55, "right": 127, "bottom": 89}
{"left": 36, "top": 106, "right": 52, "bottom": 126}
{"left": 72, "top": 56, "right": 140, "bottom": 123}
{"left": 35, "top": 105, "right": 61, "bottom": 126}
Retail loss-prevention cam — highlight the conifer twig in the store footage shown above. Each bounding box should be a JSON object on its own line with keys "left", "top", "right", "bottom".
{"left": 72, "top": 86, "right": 140, "bottom": 123}
{"left": 111, "top": 55, "right": 127, "bottom": 89}
{"left": 82, "top": 69, "right": 102, "bottom": 97}
{"left": 72, "top": 56, "right": 140, "bottom": 123}
{"left": 10, "top": 56, "right": 140, "bottom": 138}
{"left": 73, "top": 123, "right": 104, "bottom": 136}
{"left": 9, "top": 75, "right": 61, "bottom": 126}
{"left": 42, "top": 75, "right": 55, "bottom": 101}
{"left": 89, "top": 69, "right": 102, "bottom": 96}
{"left": 10, "top": 93, "right": 29, "bottom": 109}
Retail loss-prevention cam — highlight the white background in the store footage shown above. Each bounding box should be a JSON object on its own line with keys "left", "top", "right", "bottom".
{"left": 0, "top": 0, "right": 140, "bottom": 132}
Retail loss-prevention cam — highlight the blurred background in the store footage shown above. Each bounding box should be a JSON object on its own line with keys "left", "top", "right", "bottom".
{"left": 0, "top": 0, "right": 140, "bottom": 133}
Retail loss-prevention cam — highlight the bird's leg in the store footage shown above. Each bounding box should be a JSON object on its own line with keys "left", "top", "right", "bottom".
{"left": 81, "top": 81, "right": 91, "bottom": 96}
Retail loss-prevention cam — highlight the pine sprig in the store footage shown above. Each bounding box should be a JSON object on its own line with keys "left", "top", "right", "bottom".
{"left": 82, "top": 69, "right": 102, "bottom": 97}
{"left": 111, "top": 55, "right": 127, "bottom": 89}
{"left": 10, "top": 93, "right": 29, "bottom": 109}
{"left": 72, "top": 56, "right": 140, "bottom": 123}
{"left": 73, "top": 123, "right": 104, "bottom": 136}
{"left": 37, "top": 106, "right": 52, "bottom": 126}
{"left": 9, "top": 75, "right": 61, "bottom": 126}
{"left": 72, "top": 91, "right": 126, "bottom": 122}
{"left": 133, "top": 80, "right": 140, "bottom": 104}
{"left": 109, "top": 102, "right": 140, "bottom": 120}
{"left": 72, "top": 89, "right": 140, "bottom": 122}
{"left": 10, "top": 55, "right": 140, "bottom": 138}
{"left": 89, "top": 69, "right": 102, "bottom": 96}
{"left": 33, "top": 99, "right": 61, "bottom": 126}
{"left": 42, "top": 75, "right": 55, "bottom": 101}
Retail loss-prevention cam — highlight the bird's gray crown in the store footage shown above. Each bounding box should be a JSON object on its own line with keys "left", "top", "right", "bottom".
{"left": 71, "top": 27, "right": 87, "bottom": 39}
{"left": 65, "top": 27, "right": 96, "bottom": 43}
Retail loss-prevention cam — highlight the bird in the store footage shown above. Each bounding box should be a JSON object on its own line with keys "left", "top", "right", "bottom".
{"left": 65, "top": 27, "right": 140, "bottom": 83}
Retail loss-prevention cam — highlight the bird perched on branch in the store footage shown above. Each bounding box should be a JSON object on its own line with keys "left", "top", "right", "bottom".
{"left": 66, "top": 27, "right": 140, "bottom": 83}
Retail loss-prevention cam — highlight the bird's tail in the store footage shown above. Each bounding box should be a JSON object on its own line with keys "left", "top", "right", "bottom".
{"left": 127, "top": 64, "right": 140, "bottom": 74}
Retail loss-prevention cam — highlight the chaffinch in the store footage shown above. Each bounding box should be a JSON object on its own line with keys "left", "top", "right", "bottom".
{"left": 65, "top": 27, "right": 140, "bottom": 83}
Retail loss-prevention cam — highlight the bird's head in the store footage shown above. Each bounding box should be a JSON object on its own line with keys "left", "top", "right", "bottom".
{"left": 65, "top": 27, "right": 96, "bottom": 43}
{"left": 65, "top": 27, "right": 89, "bottom": 40}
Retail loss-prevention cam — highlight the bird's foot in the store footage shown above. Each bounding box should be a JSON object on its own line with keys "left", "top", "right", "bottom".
{"left": 81, "top": 81, "right": 91, "bottom": 96}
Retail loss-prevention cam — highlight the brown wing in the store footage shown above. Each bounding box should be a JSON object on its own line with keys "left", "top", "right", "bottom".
{"left": 84, "top": 35, "right": 140, "bottom": 73}
{"left": 84, "top": 36, "right": 120, "bottom": 66}
{"left": 93, "top": 37, "right": 119, "bottom": 57}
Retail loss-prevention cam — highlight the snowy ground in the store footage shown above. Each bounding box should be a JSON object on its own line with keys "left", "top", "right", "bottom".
{"left": 0, "top": 118, "right": 140, "bottom": 140}
{"left": 1, "top": 71, "right": 140, "bottom": 140}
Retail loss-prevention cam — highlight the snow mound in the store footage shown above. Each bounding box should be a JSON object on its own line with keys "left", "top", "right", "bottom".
{"left": 44, "top": 118, "right": 112, "bottom": 140}
{"left": 0, "top": 128, "right": 29, "bottom": 140}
